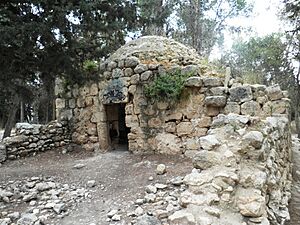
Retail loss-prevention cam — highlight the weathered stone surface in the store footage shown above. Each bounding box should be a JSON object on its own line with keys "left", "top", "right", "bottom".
{"left": 205, "top": 96, "right": 226, "bottom": 107}
{"left": 243, "top": 131, "right": 264, "bottom": 149}
{"left": 156, "top": 133, "right": 182, "bottom": 154}
{"left": 193, "top": 150, "right": 221, "bottom": 169}
{"left": 224, "top": 102, "right": 241, "bottom": 114}
{"left": 203, "top": 77, "right": 223, "bottom": 87}
{"left": 56, "top": 98, "right": 66, "bottom": 109}
{"left": 266, "top": 84, "right": 283, "bottom": 101}
{"left": 236, "top": 189, "right": 265, "bottom": 217}
{"left": 141, "top": 71, "right": 152, "bottom": 81}
{"left": 185, "top": 77, "right": 203, "bottom": 87}
{"left": 134, "top": 64, "right": 148, "bottom": 74}
{"left": 229, "top": 86, "right": 253, "bottom": 103}
{"left": 169, "top": 210, "right": 196, "bottom": 225}
{"left": 136, "top": 215, "right": 161, "bottom": 225}
{"left": 177, "top": 122, "right": 193, "bottom": 136}
{"left": 241, "top": 101, "right": 261, "bottom": 116}
{"left": 125, "top": 56, "right": 140, "bottom": 67}
{"left": 199, "top": 135, "right": 220, "bottom": 150}
{"left": 0, "top": 143, "right": 6, "bottom": 162}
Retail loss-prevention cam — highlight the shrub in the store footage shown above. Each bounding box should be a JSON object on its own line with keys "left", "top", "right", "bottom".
{"left": 145, "top": 70, "right": 191, "bottom": 103}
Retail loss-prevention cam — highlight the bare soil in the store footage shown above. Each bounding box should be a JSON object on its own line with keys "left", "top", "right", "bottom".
{"left": 0, "top": 147, "right": 192, "bottom": 225}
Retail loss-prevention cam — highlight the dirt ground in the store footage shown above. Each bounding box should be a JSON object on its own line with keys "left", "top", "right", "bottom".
{"left": 0, "top": 147, "right": 192, "bottom": 225}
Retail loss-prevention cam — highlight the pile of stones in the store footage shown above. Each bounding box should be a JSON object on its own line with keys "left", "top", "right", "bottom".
{"left": 0, "top": 176, "right": 90, "bottom": 225}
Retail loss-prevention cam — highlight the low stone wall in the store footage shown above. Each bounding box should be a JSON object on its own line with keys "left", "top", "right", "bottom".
{"left": 0, "top": 120, "right": 70, "bottom": 161}
{"left": 169, "top": 114, "right": 292, "bottom": 225}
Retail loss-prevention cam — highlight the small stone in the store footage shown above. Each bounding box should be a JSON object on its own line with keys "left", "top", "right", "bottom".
{"left": 156, "top": 164, "right": 166, "bottom": 175}
{"left": 135, "top": 215, "right": 161, "bottom": 225}
{"left": 145, "top": 185, "right": 157, "bottom": 194}
{"left": 17, "top": 213, "right": 39, "bottom": 225}
{"left": 148, "top": 176, "right": 154, "bottom": 181}
{"left": 154, "top": 183, "right": 168, "bottom": 190}
{"left": 73, "top": 163, "right": 86, "bottom": 169}
{"left": 87, "top": 180, "right": 96, "bottom": 188}
{"left": 53, "top": 203, "right": 65, "bottom": 214}
{"left": 135, "top": 206, "right": 144, "bottom": 216}
{"left": 144, "top": 193, "right": 156, "bottom": 203}
{"left": 107, "top": 209, "right": 118, "bottom": 218}
{"left": 111, "top": 214, "right": 121, "bottom": 221}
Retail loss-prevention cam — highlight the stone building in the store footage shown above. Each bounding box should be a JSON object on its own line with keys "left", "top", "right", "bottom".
{"left": 55, "top": 36, "right": 290, "bottom": 155}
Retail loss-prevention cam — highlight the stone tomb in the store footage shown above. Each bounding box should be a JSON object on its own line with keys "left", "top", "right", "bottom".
{"left": 55, "top": 36, "right": 290, "bottom": 155}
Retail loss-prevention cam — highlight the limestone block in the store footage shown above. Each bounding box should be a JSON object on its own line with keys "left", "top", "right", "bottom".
{"left": 68, "top": 99, "right": 76, "bottom": 109}
{"left": 193, "top": 128, "right": 208, "bottom": 137}
{"left": 128, "top": 85, "right": 137, "bottom": 94}
{"left": 103, "top": 71, "right": 112, "bottom": 79}
{"left": 112, "top": 68, "right": 124, "bottom": 78}
{"left": 165, "top": 122, "right": 176, "bottom": 133}
{"left": 166, "top": 113, "right": 183, "bottom": 121}
{"left": 124, "top": 68, "right": 134, "bottom": 77}
{"left": 141, "top": 71, "right": 153, "bottom": 81}
{"left": 90, "top": 83, "right": 98, "bottom": 96}
{"left": 79, "top": 86, "right": 90, "bottom": 96}
{"left": 72, "top": 133, "right": 88, "bottom": 144}
{"left": 148, "top": 63, "right": 159, "bottom": 70}
{"left": 134, "top": 64, "right": 148, "bottom": 74}
{"left": 55, "top": 98, "right": 66, "bottom": 109}
{"left": 86, "top": 123, "right": 97, "bottom": 136}
{"left": 0, "top": 144, "right": 7, "bottom": 162}
{"left": 236, "top": 189, "right": 265, "bottom": 217}
{"left": 125, "top": 56, "right": 140, "bottom": 67}
{"left": 177, "top": 122, "right": 193, "bottom": 136}
{"left": 107, "top": 61, "right": 118, "bottom": 71}
{"left": 185, "top": 138, "right": 199, "bottom": 150}
{"left": 229, "top": 86, "right": 253, "bottom": 103}
{"left": 185, "top": 77, "right": 203, "bottom": 87}
{"left": 251, "top": 84, "right": 266, "bottom": 98}
{"left": 54, "top": 78, "right": 64, "bottom": 97}
{"left": 241, "top": 101, "right": 261, "bottom": 116}
{"left": 134, "top": 96, "right": 147, "bottom": 114}
{"left": 155, "top": 133, "right": 182, "bottom": 154}
{"left": 131, "top": 74, "right": 140, "bottom": 85}
{"left": 125, "top": 104, "right": 134, "bottom": 115}
{"left": 148, "top": 118, "right": 162, "bottom": 128}
{"left": 243, "top": 131, "right": 264, "bottom": 149}
{"left": 168, "top": 210, "right": 196, "bottom": 225}
{"left": 192, "top": 117, "right": 212, "bottom": 128}
{"left": 262, "top": 99, "right": 289, "bottom": 116}
{"left": 205, "top": 96, "right": 226, "bottom": 107}
{"left": 203, "top": 77, "right": 223, "bottom": 87}
{"left": 199, "top": 135, "right": 220, "bottom": 150}
{"left": 85, "top": 96, "right": 93, "bottom": 106}
{"left": 58, "top": 109, "right": 73, "bottom": 121}
{"left": 157, "top": 101, "right": 169, "bottom": 110}
{"left": 144, "top": 104, "right": 156, "bottom": 116}
{"left": 193, "top": 150, "right": 222, "bottom": 170}
{"left": 77, "top": 97, "right": 85, "bottom": 108}
{"left": 118, "top": 59, "right": 125, "bottom": 68}
{"left": 208, "top": 87, "right": 226, "bottom": 96}
{"left": 266, "top": 84, "right": 283, "bottom": 101}
{"left": 97, "top": 122, "right": 109, "bottom": 151}
{"left": 224, "top": 102, "right": 241, "bottom": 114}
{"left": 205, "top": 106, "right": 221, "bottom": 117}
{"left": 72, "top": 86, "right": 79, "bottom": 98}
{"left": 256, "top": 96, "right": 268, "bottom": 105}
{"left": 126, "top": 115, "right": 139, "bottom": 128}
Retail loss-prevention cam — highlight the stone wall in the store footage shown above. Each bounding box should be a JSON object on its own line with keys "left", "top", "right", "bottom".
{"left": 169, "top": 114, "right": 292, "bottom": 225}
{"left": 0, "top": 120, "right": 70, "bottom": 161}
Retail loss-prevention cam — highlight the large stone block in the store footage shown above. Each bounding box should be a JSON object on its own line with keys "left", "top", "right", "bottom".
{"left": 241, "top": 101, "right": 261, "bottom": 116}
{"left": 193, "top": 150, "right": 221, "bottom": 169}
{"left": 155, "top": 133, "right": 182, "bottom": 154}
{"left": 203, "top": 77, "right": 223, "bottom": 87}
{"left": 199, "top": 135, "right": 220, "bottom": 150}
{"left": 224, "top": 102, "right": 241, "bottom": 114}
{"left": 177, "top": 122, "right": 193, "bottom": 136}
{"left": 236, "top": 189, "right": 265, "bottom": 217}
{"left": 0, "top": 143, "right": 6, "bottom": 162}
{"left": 125, "top": 56, "right": 140, "bottom": 67}
{"left": 185, "top": 77, "right": 203, "bottom": 87}
{"left": 205, "top": 96, "right": 226, "bottom": 107}
{"left": 134, "top": 64, "right": 148, "bottom": 74}
{"left": 266, "top": 84, "right": 283, "bottom": 101}
{"left": 229, "top": 86, "right": 253, "bottom": 103}
{"left": 55, "top": 98, "right": 66, "bottom": 109}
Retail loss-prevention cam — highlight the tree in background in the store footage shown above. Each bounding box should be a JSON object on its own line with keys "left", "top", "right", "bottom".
{"left": 172, "top": 0, "right": 252, "bottom": 56}
{"left": 223, "top": 34, "right": 293, "bottom": 86}
{"left": 0, "top": 0, "right": 137, "bottom": 139}
{"left": 282, "top": 0, "right": 300, "bottom": 136}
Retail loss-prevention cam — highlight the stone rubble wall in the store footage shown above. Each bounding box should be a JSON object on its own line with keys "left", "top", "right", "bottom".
{"left": 168, "top": 114, "right": 292, "bottom": 225}
{"left": 0, "top": 120, "right": 70, "bottom": 161}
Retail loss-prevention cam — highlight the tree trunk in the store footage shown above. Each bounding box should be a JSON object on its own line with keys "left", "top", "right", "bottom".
{"left": 3, "top": 94, "right": 20, "bottom": 139}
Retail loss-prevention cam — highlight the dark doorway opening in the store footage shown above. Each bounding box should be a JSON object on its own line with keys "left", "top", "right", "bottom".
{"left": 106, "top": 104, "right": 129, "bottom": 151}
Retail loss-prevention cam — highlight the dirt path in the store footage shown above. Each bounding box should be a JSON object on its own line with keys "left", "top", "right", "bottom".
{"left": 0, "top": 148, "right": 192, "bottom": 225}
{"left": 288, "top": 136, "right": 300, "bottom": 225}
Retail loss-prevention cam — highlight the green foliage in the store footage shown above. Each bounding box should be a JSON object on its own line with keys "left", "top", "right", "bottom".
{"left": 144, "top": 70, "right": 191, "bottom": 103}
{"left": 83, "top": 60, "right": 98, "bottom": 73}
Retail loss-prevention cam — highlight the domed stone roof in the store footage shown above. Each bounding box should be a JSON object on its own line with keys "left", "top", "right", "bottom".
{"left": 108, "top": 36, "right": 202, "bottom": 64}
